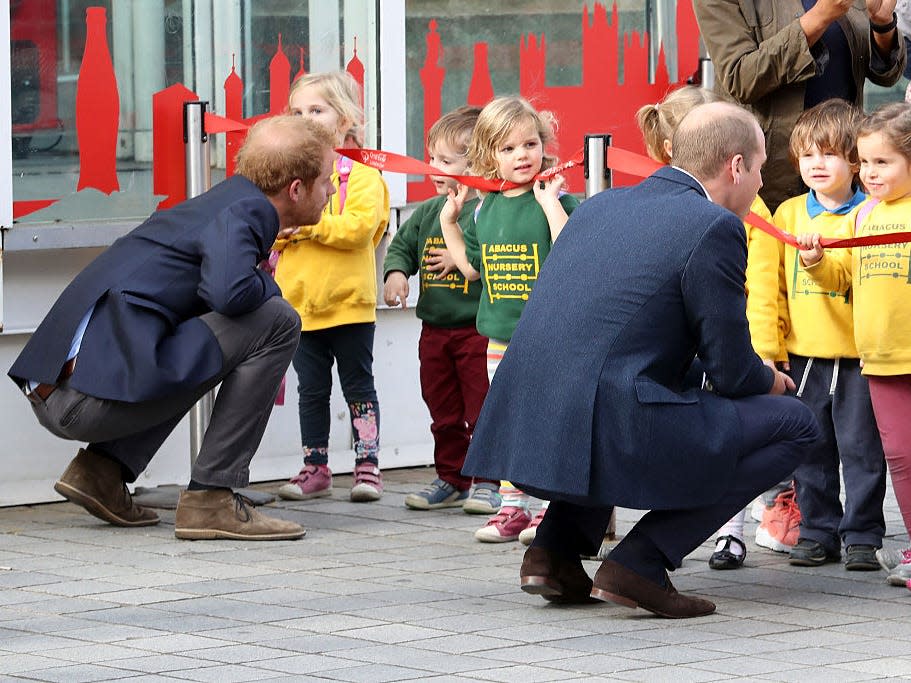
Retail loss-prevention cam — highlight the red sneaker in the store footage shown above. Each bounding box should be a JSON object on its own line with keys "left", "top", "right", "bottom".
{"left": 755, "top": 487, "right": 801, "bottom": 552}
{"left": 474, "top": 506, "right": 532, "bottom": 543}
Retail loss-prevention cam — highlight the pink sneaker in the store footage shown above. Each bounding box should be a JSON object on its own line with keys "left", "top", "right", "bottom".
{"left": 278, "top": 464, "right": 332, "bottom": 500}
{"left": 474, "top": 506, "right": 532, "bottom": 543}
{"left": 350, "top": 461, "right": 383, "bottom": 502}
{"left": 519, "top": 506, "right": 547, "bottom": 546}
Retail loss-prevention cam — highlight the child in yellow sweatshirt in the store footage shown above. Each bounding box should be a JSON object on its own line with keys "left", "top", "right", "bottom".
{"left": 779, "top": 99, "right": 886, "bottom": 571}
{"left": 798, "top": 102, "right": 911, "bottom": 586}
{"left": 273, "top": 72, "right": 390, "bottom": 503}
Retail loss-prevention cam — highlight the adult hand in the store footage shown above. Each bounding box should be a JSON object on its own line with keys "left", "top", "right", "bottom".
{"left": 276, "top": 226, "right": 301, "bottom": 240}
{"left": 768, "top": 368, "right": 796, "bottom": 395}
{"left": 867, "top": 0, "right": 897, "bottom": 23}
{"left": 383, "top": 271, "right": 409, "bottom": 308}
{"left": 426, "top": 247, "right": 457, "bottom": 278}
{"left": 814, "top": 0, "right": 855, "bottom": 20}
{"left": 801, "top": 0, "right": 853, "bottom": 43}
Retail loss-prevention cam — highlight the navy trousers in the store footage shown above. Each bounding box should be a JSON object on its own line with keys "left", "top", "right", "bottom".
{"left": 788, "top": 355, "right": 886, "bottom": 552}
{"left": 534, "top": 394, "right": 819, "bottom": 582}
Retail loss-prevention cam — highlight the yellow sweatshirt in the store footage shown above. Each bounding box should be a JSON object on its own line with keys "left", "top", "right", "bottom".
{"left": 745, "top": 196, "right": 785, "bottom": 361}
{"left": 803, "top": 197, "right": 911, "bottom": 376}
{"left": 773, "top": 194, "right": 858, "bottom": 359}
{"left": 274, "top": 159, "right": 390, "bottom": 331}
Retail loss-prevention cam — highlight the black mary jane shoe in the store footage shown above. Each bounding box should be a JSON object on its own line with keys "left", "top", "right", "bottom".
{"left": 709, "top": 535, "right": 746, "bottom": 570}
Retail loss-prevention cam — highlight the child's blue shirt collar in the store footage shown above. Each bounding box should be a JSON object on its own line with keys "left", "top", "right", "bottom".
{"left": 805, "top": 187, "right": 866, "bottom": 218}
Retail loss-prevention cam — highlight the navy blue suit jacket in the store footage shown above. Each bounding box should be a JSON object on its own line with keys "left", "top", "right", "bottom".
{"left": 462, "top": 167, "right": 774, "bottom": 509}
{"left": 9, "top": 176, "right": 281, "bottom": 402}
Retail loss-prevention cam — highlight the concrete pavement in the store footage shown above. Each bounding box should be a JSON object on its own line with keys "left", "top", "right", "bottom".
{"left": 1, "top": 466, "right": 910, "bottom": 682}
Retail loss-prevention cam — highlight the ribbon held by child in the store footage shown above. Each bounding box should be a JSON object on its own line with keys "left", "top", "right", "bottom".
{"left": 340, "top": 146, "right": 911, "bottom": 251}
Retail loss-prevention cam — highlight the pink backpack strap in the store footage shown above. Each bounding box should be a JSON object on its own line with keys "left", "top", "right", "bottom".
{"left": 855, "top": 198, "right": 879, "bottom": 232}
{"left": 336, "top": 155, "right": 355, "bottom": 213}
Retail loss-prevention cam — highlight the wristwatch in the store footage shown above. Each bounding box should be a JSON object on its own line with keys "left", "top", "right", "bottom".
{"left": 870, "top": 12, "right": 897, "bottom": 34}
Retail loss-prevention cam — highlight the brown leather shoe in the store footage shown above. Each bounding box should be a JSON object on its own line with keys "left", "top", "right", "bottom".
{"left": 520, "top": 546, "right": 598, "bottom": 604}
{"left": 174, "top": 489, "right": 306, "bottom": 541}
{"left": 54, "top": 448, "right": 160, "bottom": 527}
{"left": 591, "top": 559, "right": 715, "bottom": 618}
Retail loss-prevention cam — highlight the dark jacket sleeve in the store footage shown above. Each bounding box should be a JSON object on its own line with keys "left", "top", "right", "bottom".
{"left": 197, "top": 196, "right": 281, "bottom": 316}
{"left": 681, "top": 213, "right": 774, "bottom": 397}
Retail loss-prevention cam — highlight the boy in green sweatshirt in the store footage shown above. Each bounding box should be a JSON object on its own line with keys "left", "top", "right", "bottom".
{"left": 383, "top": 106, "right": 500, "bottom": 514}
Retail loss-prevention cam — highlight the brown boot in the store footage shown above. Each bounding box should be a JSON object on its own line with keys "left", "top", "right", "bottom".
{"left": 590, "top": 559, "right": 715, "bottom": 618}
{"left": 520, "top": 546, "right": 598, "bottom": 604}
{"left": 174, "top": 489, "right": 306, "bottom": 541}
{"left": 53, "top": 448, "right": 160, "bottom": 527}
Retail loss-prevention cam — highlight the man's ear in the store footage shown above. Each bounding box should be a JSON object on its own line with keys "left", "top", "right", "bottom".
{"left": 288, "top": 178, "right": 303, "bottom": 202}
{"left": 730, "top": 154, "right": 744, "bottom": 185}
{"left": 662, "top": 138, "right": 673, "bottom": 161}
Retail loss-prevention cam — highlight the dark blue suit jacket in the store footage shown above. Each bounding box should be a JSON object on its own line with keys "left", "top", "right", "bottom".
{"left": 462, "top": 167, "right": 774, "bottom": 509}
{"left": 9, "top": 176, "right": 281, "bottom": 402}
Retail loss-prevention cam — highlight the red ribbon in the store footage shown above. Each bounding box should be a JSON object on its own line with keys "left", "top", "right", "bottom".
{"left": 337, "top": 147, "right": 583, "bottom": 193}
{"left": 340, "top": 145, "right": 911, "bottom": 249}
{"left": 205, "top": 112, "right": 248, "bottom": 134}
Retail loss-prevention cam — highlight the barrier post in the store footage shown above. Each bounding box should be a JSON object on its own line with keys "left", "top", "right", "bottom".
{"left": 699, "top": 57, "right": 715, "bottom": 89}
{"left": 184, "top": 100, "right": 213, "bottom": 464}
{"left": 583, "top": 133, "right": 611, "bottom": 199}
{"left": 582, "top": 132, "right": 619, "bottom": 549}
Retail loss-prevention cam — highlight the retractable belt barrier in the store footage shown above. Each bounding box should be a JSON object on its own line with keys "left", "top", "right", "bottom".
{"left": 338, "top": 146, "right": 911, "bottom": 250}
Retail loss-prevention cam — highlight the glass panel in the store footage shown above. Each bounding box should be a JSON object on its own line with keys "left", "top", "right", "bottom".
{"left": 403, "top": 0, "right": 694, "bottom": 200}
{"left": 9, "top": 0, "right": 375, "bottom": 225}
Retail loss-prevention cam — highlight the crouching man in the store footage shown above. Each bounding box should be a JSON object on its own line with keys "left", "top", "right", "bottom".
{"left": 9, "top": 116, "right": 338, "bottom": 541}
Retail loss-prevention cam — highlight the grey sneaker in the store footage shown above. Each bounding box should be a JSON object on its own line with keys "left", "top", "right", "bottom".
{"left": 463, "top": 482, "right": 501, "bottom": 515}
{"left": 404, "top": 479, "right": 467, "bottom": 510}
{"left": 887, "top": 557, "right": 911, "bottom": 586}
{"left": 876, "top": 546, "right": 911, "bottom": 573}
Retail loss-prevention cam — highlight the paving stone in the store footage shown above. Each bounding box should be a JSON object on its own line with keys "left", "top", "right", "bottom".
{"left": 315, "top": 662, "right": 431, "bottom": 682}
{"left": 3, "top": 468, "right": 911, "bottom": 681}
{"left": 13, "top": 663, "right": 144, "bottom": 681}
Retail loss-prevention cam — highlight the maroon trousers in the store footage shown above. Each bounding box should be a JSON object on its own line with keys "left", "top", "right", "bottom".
{"left": 418, "top": 322, "right": 493, "bottom": 490}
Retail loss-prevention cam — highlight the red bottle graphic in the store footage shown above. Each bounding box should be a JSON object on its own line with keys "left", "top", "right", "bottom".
{"left": 76, "top": 6, "right": 120, "bottom": 194}
{"left": 269, "top": 33, "right": 291, "bottom": 115}
{"left": 467, "top": 43, "right": 494, "bottom": 106}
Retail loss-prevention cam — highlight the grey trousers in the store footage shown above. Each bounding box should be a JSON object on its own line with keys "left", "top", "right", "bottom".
{"left": 31, "top": 297, "right": 300, "bottom": 488}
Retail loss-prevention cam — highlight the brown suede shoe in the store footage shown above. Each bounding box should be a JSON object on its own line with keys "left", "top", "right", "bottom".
{"left": 54, "top": 448, "right": 160, "bottom": 527}
{"left": 520, "top": 546, "right": 598, "bottom": 604}
{"left": 591, "top": 559, "right": 715, "bottom": 618}
{"left": 174, "top": 489, "right": 306, "bottom": 541}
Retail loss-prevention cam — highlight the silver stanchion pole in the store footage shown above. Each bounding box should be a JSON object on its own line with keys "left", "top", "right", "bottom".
{"left": 583, "top": 133, "right": 612, "bottom": 199}
{"left": 699, "top": 57, "right": 715, "bottom": 89}
{"left": 184, "top": 101, "right": 214, "bottom": 465}
{"left": 582, "top": 132, "right": 620, "bottom": 555}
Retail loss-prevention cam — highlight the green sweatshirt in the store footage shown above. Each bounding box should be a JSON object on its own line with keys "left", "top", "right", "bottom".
{"left": 464, "top": 190, "right": 579, "bottom": 341}
{"left": 383, "top": 195, "right": 483, "bottom": 328}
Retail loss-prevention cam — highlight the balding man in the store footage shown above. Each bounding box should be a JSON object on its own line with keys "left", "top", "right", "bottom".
{"left": 10, "top": 116, "right": 337, "bottom": 541}
{"left": 462, "top": 102, "right": 820, "bottom": 617}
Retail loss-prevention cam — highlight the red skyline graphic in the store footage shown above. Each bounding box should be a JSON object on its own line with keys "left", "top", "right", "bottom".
{"left": 408, "top": 1, "right": 700, "bottom": 200}
{"left": 13, "top": 2, "right": 702, "bottom": 219}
